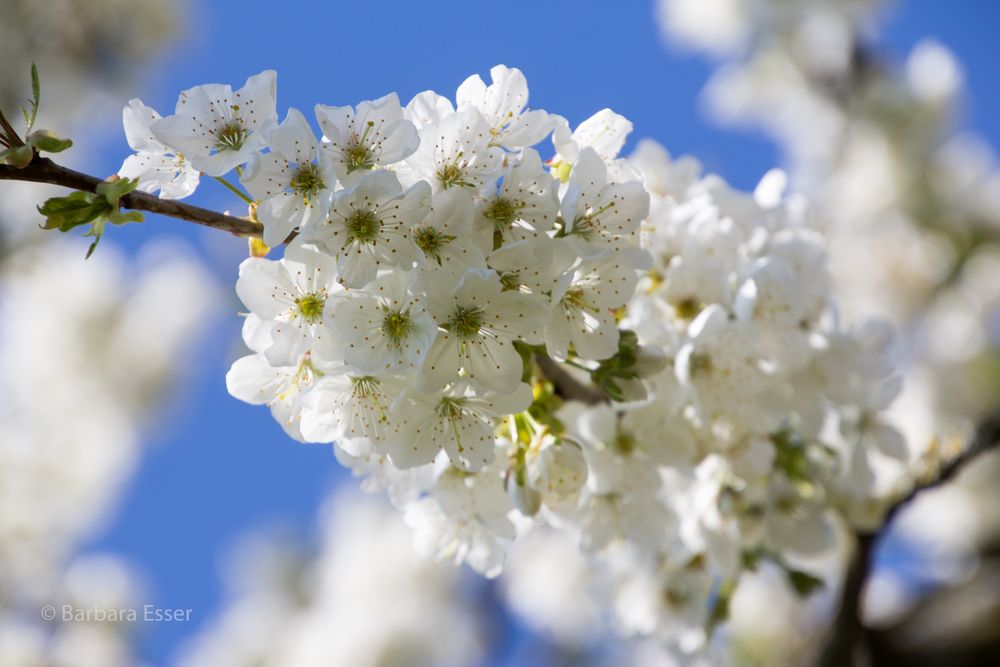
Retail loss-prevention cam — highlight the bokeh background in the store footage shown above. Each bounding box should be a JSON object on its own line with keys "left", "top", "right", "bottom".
{"left": 1, "top": 1, "right": 999, "bottom": 665}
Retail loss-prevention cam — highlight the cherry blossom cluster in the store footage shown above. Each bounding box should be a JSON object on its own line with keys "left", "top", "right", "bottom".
{"left": 561, "top": 140, "right": 911, "bottom": 652}
{"left": 119, "top": 66, "right": 909, "bottom": 657}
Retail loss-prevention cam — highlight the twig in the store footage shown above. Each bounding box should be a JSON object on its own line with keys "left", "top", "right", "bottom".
{"left": 534, "top": 353, "right": 608, "bottom": 405}
{"left": 819, "top": 409, "right": 1000, "bottom": 666}
{"left": 0, "top": 157, "right": 263, "bottom": 238}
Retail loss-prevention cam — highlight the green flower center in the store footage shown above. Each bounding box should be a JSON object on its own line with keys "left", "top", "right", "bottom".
{"left": 413, "top": 226, "right": 456, "bottom": 263}
{"left": 436, "top": 154, "right": 471, "bottom": 189}
{"left": 436, "top": 396, "right": 466, "bottom": 420}
{"left": 614, "top": 431, "right": 636, "bottom": 455}
{"left": 345, "top": 121, "right": 376, "bottom": 172}
{"left": 563, "top": 287, "right": 597, "bottom": 312}
{"left": 381, "top": 308, "right": 413, "bottom": 347}
{"left": 483, "top": 197, "right": 518, "bottom": 227}
{"left": 344, "top": 144, "right": 373, "bottom": 172}
{"left": 673, "top": 297, "right": 703, "bottom": 321}
{"left": 295, "top": 292, "right": 326, "bottom": 323}
{"left": 448, "top": 305, "right": 485, "bottom": 339}
{"left": 499, "top": 271, "right": 521, "bottom": 292}
{"left": 215, "top": 121, "right": 248, "bottom": 152}
{"left": 290, "top": 163, "right": 325, "bottom": 199}
{"left": 345, "top": 209, "right": 381, "bottom": 243}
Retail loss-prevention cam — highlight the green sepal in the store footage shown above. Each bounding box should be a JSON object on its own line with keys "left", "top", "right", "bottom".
{"left": 590, "top": 329, "right": 641, "bottom": 402}
{"left": 27, "top": 130, "right": 72, "bottom": 154}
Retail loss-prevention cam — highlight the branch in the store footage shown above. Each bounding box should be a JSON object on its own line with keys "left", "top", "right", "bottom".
{"left": 819, "top": 408, "right": 1000, "bottom": 666}
{"left": 0, "top": 157, "right": 263, "bottom": 238}
{"left": 534, "top": 353, "right": 608, "bottom": 405}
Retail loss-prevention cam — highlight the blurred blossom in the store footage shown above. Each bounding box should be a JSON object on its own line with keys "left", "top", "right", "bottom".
{"left": 0, "top": 4, "right": 215, "bottom": 655}
{"left": 658, "top": 0, "right": 1000, "bottom": 432}
{"left": 176, "top": 492, "right": 483, "bottom": 667}
{"left": 0, "top": 554, "right": 145, "bottom": 667}
{"left": 657, "top": 0, "right": 1000, "bottom": 658}
{"left": 501, "top": 529, "right": 604, "bottom": 647}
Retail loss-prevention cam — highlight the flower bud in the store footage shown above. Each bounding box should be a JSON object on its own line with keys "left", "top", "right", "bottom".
{"left": 633, "top": 344, "right": 669, "bottom": 378}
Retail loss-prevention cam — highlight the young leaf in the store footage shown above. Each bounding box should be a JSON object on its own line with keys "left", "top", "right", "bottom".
{"left": 96, "top": 176, "right": 140, "bottom": 206}
{"left": 38, "top": 191, "right": 104, "bottom": 231}
{"left": 27, "top": 62, "right": 40, "bottom": 133}
{"left": 37, "top": 177, "right": 144, "bottom": 258}
{"left": 27, "top": 130, "right": 72, "bottom": 154}
{"left": 2, "top": 144, "right": 34, "bottom": 168}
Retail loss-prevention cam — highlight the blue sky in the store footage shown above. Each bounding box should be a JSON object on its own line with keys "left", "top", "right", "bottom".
{"left": 78, "top": 1, "right": 1000, "bottom": 663}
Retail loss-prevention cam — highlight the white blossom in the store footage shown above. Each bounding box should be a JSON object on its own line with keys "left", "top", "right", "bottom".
{"left": 298, "top": 170, "right": 429, "bottom": 288}
{"left": 315, "top": 93, "right": 419, "bottom": 180}
{"left": 241, "top": 108, "right": 336, "bottom": 246}
{"left": 456, "top": 64, "right": 554, "bottom": 149}
{"left": 118, "top": 98, "right": 199, "bottom": 199}
{"left": 151, "top": 69, "right": 277, "bottom": 176}
{"left": 420, "top": 268, "right": 548, "bottom": 394}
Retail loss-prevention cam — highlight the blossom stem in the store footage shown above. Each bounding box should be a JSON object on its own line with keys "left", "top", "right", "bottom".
{"left": 0, "top": 156, "right": 266, "bottom": 238}
{"left": 563, "top": 357, "right": 592, "bottom": 372}
{"left": 213, "top": 175, "right": 254, "bottom": 205}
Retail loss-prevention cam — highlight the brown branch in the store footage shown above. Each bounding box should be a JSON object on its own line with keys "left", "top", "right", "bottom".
{"left": 0, "top": 156, "right": 263, "bottom": 238}
{"left": 819, "top": 408, "right": 1000, "bottom": 666}
{"left": 534, "top": 353, "right": 608, "bottom": 405}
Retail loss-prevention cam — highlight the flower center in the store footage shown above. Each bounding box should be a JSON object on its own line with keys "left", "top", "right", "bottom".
{"left": 350, "top": 375, "right": 381, "bottom": 399}
{"left": 499, "top": 271, "right": 521, "bottom": 292}
{"left": 436, "top": 396, "right": 466, "bottom": 420}
{"left": 381, "top": 308, "right": 413, "bottom": 347}
{"left": 413, "top": 226, "right": 456, "bottom": 264}
{"left": 448, "top": 305, "right": 485, "bottom": 339}
{"left": 436, "top": 154, "right": 471, "bottom": 189}
{"left": 344, "top": 121, "right": 376, "bottom": 172}
{"left": 563, "top": 287, "right": 597, "bottom": 312}
{"left": 572, "top": 202, "right": 617, "bottom": 239}
{"left": 483, "top": 197, "right": 518, "bottom": 228}
{"left": 214, "top": 121, "right": 248, "bottom": 152}
{"left": 290, "top": 163, "right": 325, "bottom": 199}
{"left": 345, "top": 209, "right": 381, "bottom": 243}
{"left": 673, "top": 297, "right": 702, "bottom": 320}
{"left": 344, "top": 144, "right": 373, "bottom": 171}
{"left": 614, "top": 431, "right": 636, "bottom": 455}
{"left": 294, "top": 291, "right": 326, "bottom": 323}
{"left": 689, "top": 353, "right": 713, "bottom": 376}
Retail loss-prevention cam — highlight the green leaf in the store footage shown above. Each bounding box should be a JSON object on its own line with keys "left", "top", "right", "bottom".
{"left": 26, "top": 62, "right": 40, "bottom": 133}
{"left": 85, "top": 237, "right": 101, "bottom": 259}
{"left": 31, "top": 63, "right": 40, "bottom": 110}
{"left": 27, "top": 130, "right": 72, "bottom": 154}
{"left": 18, "top": 104, "right": 31, "bottom": 129}
{"left": 38, "top": 191, "right": 105, "bottom": 231}
{"left": 787, "top": 568, "right": 825, "bottom": 597}
{"left": 107, "top": 209, "right": 144, "bottom": 225}
{"left": 37, "top": 177, "right": 144, "bottom": 258}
